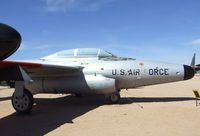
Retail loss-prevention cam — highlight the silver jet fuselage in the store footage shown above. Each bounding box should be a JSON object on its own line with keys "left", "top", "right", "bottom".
{"left": 25, "top": 56, "right": 194, "bottom": 95}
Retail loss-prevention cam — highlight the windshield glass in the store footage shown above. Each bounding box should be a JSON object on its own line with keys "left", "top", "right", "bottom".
{"left": 98, "top": 49, "right": 116, "bottom": 57}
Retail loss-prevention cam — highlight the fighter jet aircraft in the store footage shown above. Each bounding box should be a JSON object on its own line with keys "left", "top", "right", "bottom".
{"left": 0, "top": 23, "right": 195, "bottom": 114}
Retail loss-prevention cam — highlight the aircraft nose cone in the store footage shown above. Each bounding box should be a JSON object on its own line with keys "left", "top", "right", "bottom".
{"left": 184, "top": 65, "right": 195, "bottom": 80}
{"left": 0, "top": 23, "right": 21, "bottom": 60}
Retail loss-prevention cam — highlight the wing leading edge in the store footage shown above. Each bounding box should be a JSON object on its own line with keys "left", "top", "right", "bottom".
{"left": 0, "top": 60, "right": 83, "bottom": 81}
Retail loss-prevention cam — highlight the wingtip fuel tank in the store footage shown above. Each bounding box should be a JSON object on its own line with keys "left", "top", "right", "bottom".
{"left": 0, "top": 23, "right": 21, "bottom": 60}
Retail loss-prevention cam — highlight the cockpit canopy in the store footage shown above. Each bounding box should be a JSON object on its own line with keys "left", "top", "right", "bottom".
{"left": 42, "top": 48, "right": 135, "bottom": 61}
{"left": 57, "top": 48, "right": 115, "bottom": 58}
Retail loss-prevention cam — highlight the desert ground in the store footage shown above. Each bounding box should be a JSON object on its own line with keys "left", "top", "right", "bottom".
{"left": 0, "top": 76, "right": 200, "bottom": 136}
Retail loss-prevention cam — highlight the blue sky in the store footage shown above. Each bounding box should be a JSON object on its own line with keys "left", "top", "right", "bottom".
{"left": 1, "top": 0, "right": 200, "bottom": 64}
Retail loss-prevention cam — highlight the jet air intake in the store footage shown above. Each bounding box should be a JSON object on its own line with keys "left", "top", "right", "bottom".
{"left": 0, "top": 23, "right": 21, "bottom": 60}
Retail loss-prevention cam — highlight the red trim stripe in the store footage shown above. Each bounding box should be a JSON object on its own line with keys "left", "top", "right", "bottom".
{"left": 0, "top": 60, "right": 42, "bottom": 69}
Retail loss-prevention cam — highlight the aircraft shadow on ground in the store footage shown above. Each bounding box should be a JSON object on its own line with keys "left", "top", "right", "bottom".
{"left": 0, "top": 95, "right": 195, "bottom": 136}
{"left": 0, "top": 96, "right": 11, "bottom": 101}
{"left": 119, "top": 97, "right": 195, "bottom": 104}
{"left": 0, "top": 95, "right": 105, "bottom": 136}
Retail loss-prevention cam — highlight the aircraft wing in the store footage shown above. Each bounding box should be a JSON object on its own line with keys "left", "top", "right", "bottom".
{"left": 0, "top": 60, "right": 83, "bottom": 81}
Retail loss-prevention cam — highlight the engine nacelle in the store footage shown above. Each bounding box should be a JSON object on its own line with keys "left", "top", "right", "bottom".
{"left": 84, "top": 75, "right": 116, "bottom": 94}
{"left": 25, "top": 75, "right": 116, "bottom": 94}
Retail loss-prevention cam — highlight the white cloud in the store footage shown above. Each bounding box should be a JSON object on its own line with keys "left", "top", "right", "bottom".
{"left": 43, "top": 0, "right": 117, "bottom": 12}
{"left": 190, "top": 38, "right": 200, "bottom": 46}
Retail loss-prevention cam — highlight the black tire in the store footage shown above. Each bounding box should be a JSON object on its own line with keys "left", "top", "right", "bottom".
{"left": 109, "top": 92, "right": 120, "bottom": 104}
{"left": 12, "top": 89, "right": 34, "bottom": 114}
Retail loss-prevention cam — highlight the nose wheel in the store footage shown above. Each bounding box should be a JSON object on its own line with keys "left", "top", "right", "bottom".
{"left": 12, "top": 89, "right": 34, "bottom": 114}
{"left": 109, "top": 92, "right": 120, "bottom": 104}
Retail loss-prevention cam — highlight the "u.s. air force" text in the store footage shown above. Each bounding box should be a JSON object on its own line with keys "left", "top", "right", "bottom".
{"left": 111, "top": 68, "right": 169, "bottom": 76}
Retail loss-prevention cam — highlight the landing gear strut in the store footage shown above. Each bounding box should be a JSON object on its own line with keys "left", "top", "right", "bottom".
{"left": 12, "top": 89, "right": 33, "bottom": 114}
{"left": 109, "top": 92, "right": 121, "bottom": 104}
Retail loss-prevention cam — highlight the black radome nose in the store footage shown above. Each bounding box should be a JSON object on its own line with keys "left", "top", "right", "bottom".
{"left": 0, "top": 23, "right": 21, "bottom": 60}
{"left": 184, "top": 65, "right": 195, "bottom": 80}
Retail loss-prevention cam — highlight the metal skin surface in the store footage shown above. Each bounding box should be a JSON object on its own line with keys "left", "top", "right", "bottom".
{"left": 23, "top": 58, "right": 191, "bottom": 95}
